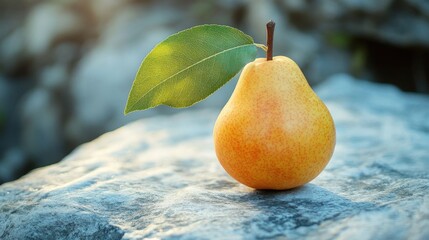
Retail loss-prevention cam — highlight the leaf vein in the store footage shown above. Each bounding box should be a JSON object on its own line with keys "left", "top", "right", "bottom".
{"left": 130, "top": 43, "right": 254, "bottom": 110}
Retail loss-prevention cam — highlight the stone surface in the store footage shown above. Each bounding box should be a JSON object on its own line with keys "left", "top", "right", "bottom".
{"left": 1, "top": 76, "right": 429, "bottom": 239}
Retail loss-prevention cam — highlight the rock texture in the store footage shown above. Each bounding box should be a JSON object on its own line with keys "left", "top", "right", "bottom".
{"left": 1, "top": 76, "right": 428, "bottom": 239}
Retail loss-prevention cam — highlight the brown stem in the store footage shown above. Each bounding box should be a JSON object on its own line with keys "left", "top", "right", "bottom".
{"left": 266, "top": 20, "right": 275, "bottom": 61}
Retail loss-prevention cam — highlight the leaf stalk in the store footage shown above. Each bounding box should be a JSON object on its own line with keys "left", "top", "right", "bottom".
{"left": 254, "top": 43, "right": 268, "bottom": 52}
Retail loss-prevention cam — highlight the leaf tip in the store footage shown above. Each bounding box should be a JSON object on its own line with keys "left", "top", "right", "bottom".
{"left": 123, "top": 107, "right": 130, "bottom": 115}
{"left": 124, "top": 99, "right": 134, "bottom": 115}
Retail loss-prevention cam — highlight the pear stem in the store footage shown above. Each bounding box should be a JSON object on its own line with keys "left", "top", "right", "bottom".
{"left": 266, "top": 20, "right": 275, "bottom": 61}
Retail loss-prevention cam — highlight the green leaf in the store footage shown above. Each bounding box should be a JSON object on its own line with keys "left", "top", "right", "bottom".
{"left": 124, "top": 24, "right": 257, "bottom": 114}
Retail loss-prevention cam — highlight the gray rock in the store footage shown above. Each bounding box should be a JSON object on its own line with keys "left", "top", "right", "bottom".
{"left": 67, "top": 27, "right": 174, "bottom": 144}
{"left": 0, "top": 148, "right": 27, "bottom": 183}
{"left": 406, "top": 0, "right": 429, "bottom": 17}
{"left": 39, "top": 63, "right": 68, "bottom": 92}
{"left": 280, "top": 0, "right": 429, "bottom": 47}
{"left": 338, "top": 0, "right": 394, "bottom": 13}
{"left": 20, "top": 88, "right": 65, "bottom": 166}
{"left": 0, "top": 77, "right": 31, "bottom": 184}
{"left": 86, "top": 0, "right": 131, "bottom": 25}
{"left": 1, "top": 76, "right": 429, "bottom": 239}
{"left": 343, "top": 10, "right": 429, "bottom": 47}
{"left": 24, "top": 3, "right": 85, "bottom": 57}
{"left": 0, "top": 77, "right": 8, "bottom": 113}
{"left": 0, "top": 77, "right": 12, "bottom": 178}
{"left": 306, "top": 48, "right": 352, "bottom": 84}
{"left": 0, "top": 28, "right": 25, "bottom": 73}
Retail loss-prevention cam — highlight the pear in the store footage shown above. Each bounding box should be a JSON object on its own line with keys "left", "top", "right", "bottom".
{"left": 213, "top": 21, "right": 335, "bottom": 190}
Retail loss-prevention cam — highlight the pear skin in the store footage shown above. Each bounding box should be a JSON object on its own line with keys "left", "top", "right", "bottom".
{"left": 213, "top": 56, "right": 336, "bottom": 190}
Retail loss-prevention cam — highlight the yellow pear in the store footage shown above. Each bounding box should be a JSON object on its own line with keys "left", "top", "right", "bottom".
{"left": 213, "top": 22, "right": 335, "bottom": 190}
{"left": 213, "top": 56, "right": 336, "bottom": 190}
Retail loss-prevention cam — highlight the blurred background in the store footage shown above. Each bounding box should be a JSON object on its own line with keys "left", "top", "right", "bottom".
{"left": 0, "top": 0, "right": 428, "bottom": 184}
